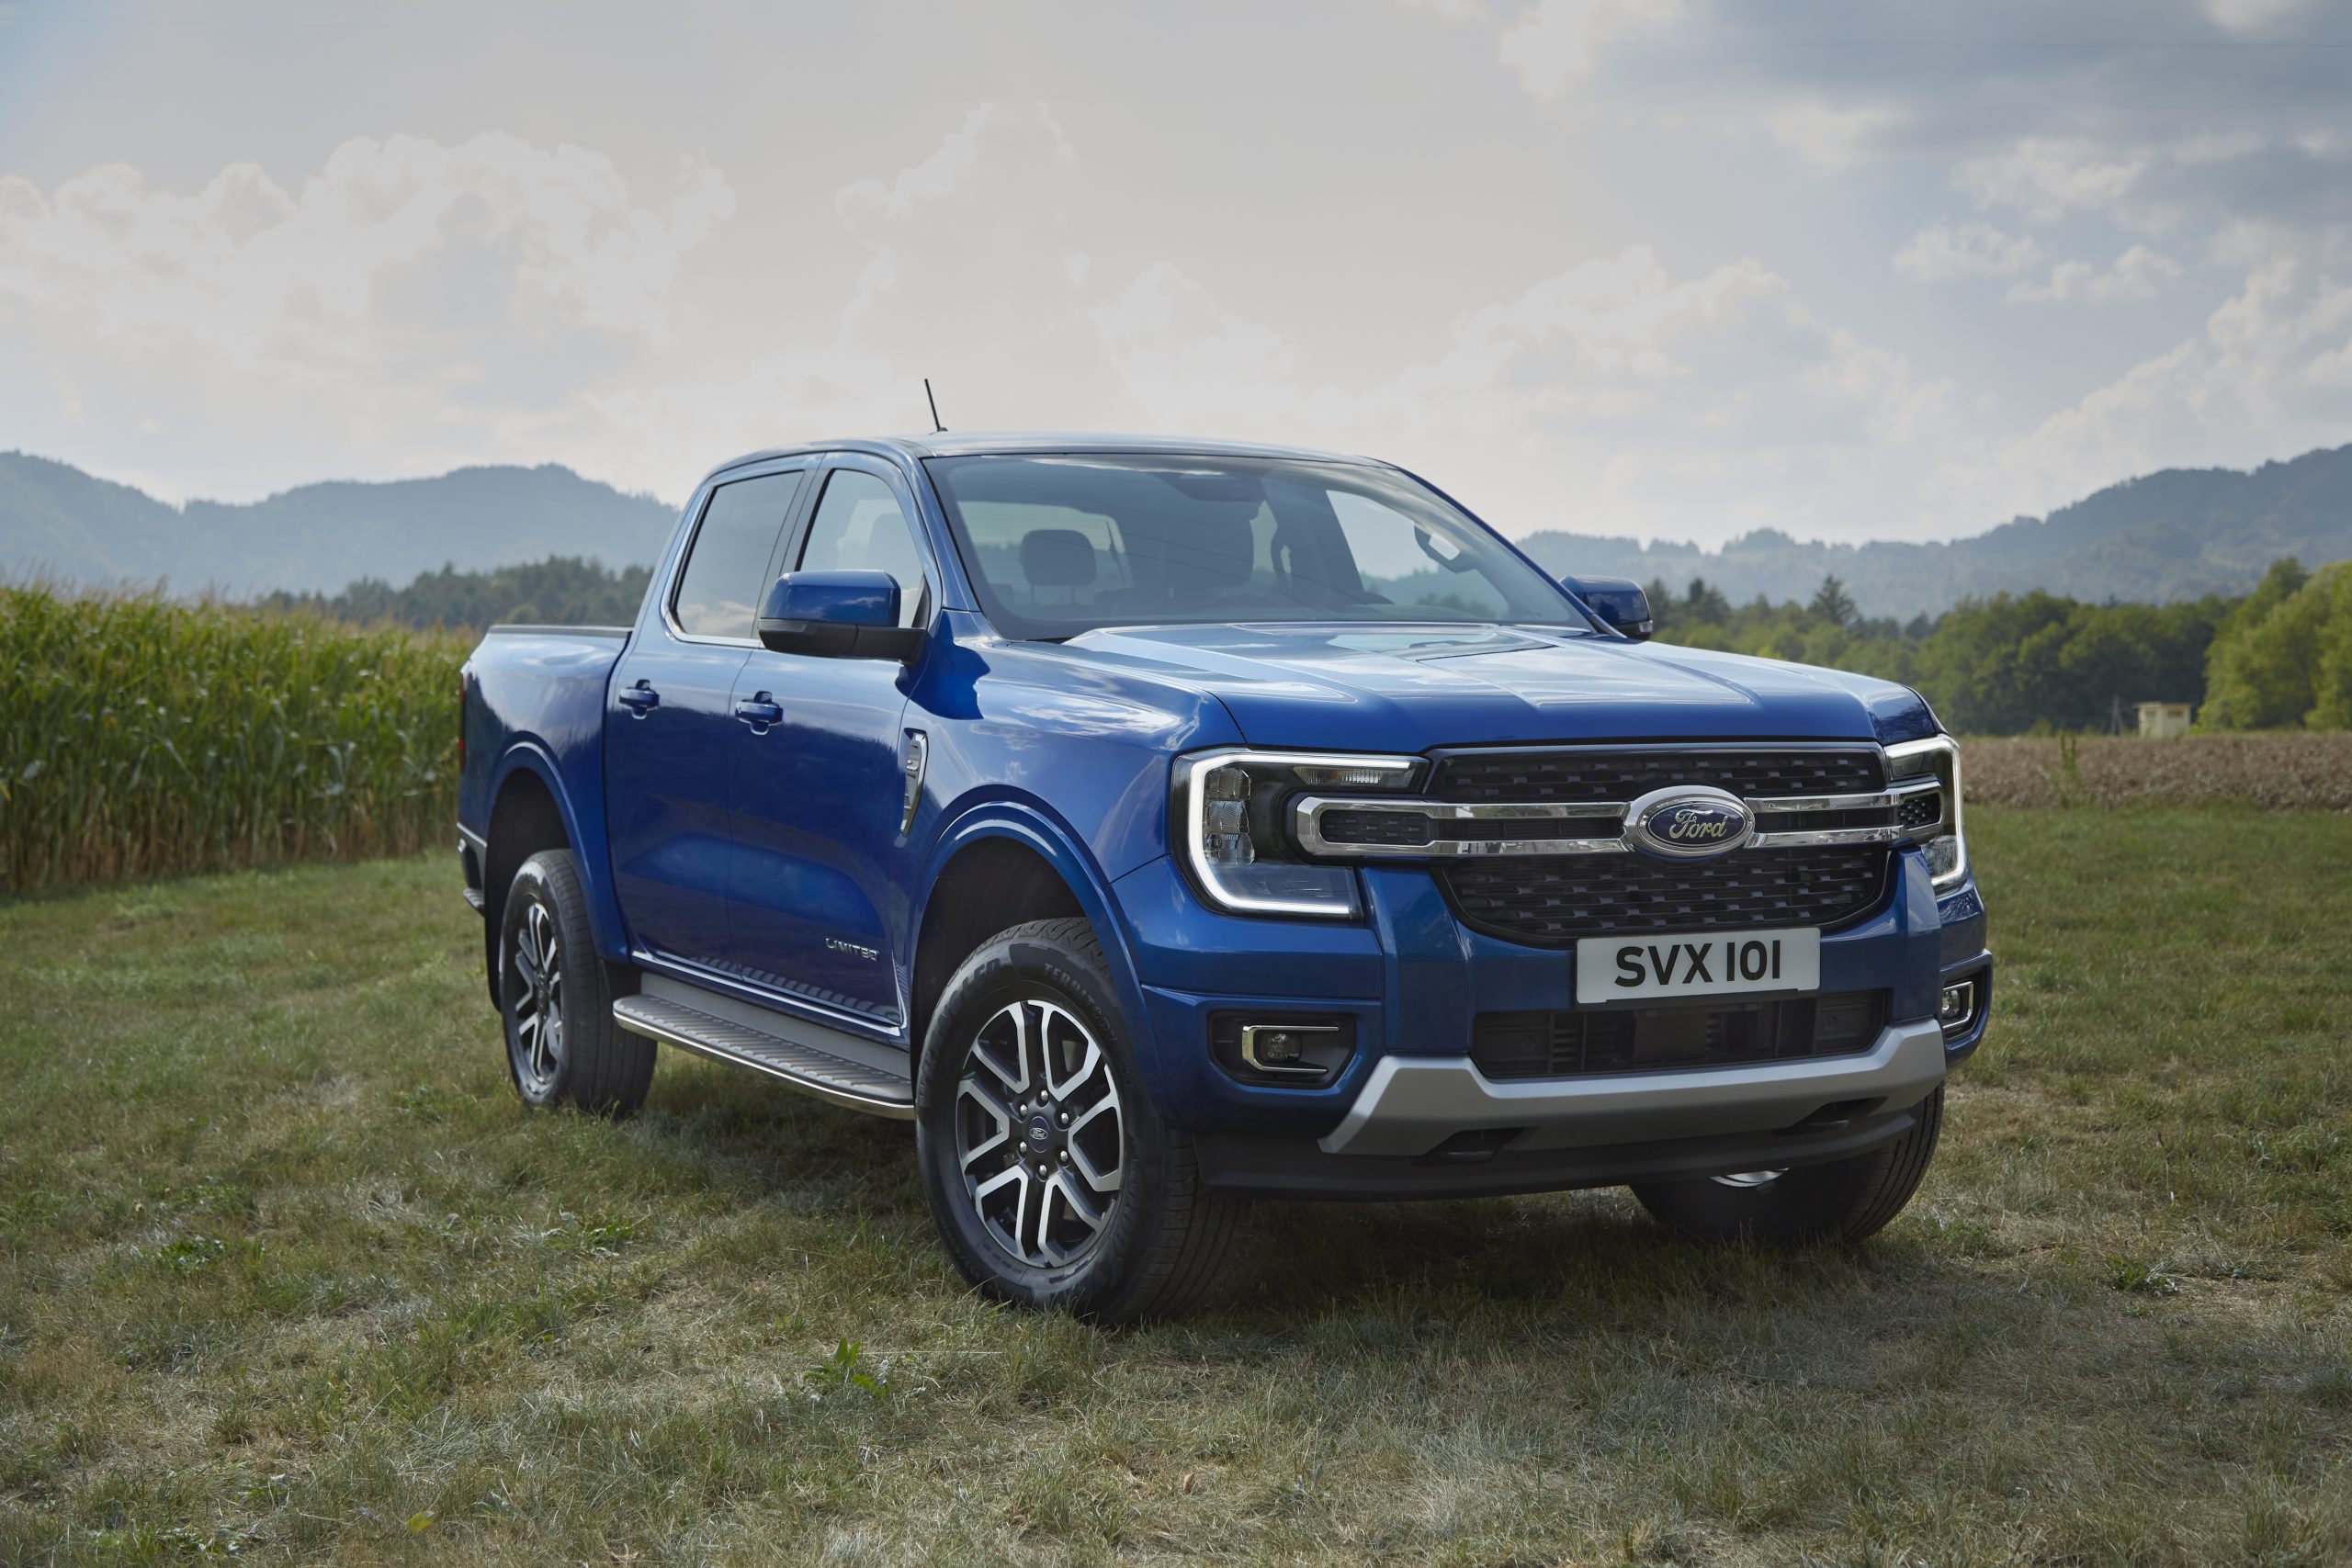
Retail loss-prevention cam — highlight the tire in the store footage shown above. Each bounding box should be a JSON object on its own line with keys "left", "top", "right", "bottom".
{"left": 498, "top": 849, "right": 655, "bottom": 1116}
{"left": 1631, "top": 1087, "right": 1944, "bottom": 1245}
{"left": 914, "top": 918, "right": 1244, "bottom": 1322}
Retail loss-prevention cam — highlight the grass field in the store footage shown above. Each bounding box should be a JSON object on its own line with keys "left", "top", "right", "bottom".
{"left": 4, "top": 807, "right": 2350, "bottom": 1565}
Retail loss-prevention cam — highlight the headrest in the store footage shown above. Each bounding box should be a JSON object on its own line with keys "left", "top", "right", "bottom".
{"left": 1021, "top": 528, "right": 1098, "bottom": 589}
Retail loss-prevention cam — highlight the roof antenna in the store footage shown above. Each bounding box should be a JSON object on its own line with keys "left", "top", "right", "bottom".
{"left": 923, "top": 378, "right": 945, "bottom": 434}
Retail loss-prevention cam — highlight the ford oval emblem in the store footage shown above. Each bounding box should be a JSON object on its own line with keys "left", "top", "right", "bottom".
{"left": 1625, "top": 785, "right": 1755, "bottom": 862}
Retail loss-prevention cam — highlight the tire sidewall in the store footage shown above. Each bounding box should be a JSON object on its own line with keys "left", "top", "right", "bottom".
{"left": 915, "top": 928, "right": 1169, "bottom": 1314}
{"left": 498, "top": 852, "right": 589, "bottom": 1108}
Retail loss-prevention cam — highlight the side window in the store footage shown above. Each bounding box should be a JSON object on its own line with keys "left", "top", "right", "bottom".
{"left": 673, "top": 472, "right": 801, "bottom": 639}
{"left": 797, "top": 470, "right": 929, "bottom": 628}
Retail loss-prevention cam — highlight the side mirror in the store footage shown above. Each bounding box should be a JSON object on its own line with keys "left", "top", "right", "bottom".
{"left": 1562, "top": 574, "right": 1654, "bottom": 641}
{"left": 756, "top": 570, "right": 924, "bottom": 662}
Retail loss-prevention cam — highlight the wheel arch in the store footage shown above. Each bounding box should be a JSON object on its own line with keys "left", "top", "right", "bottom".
{"left": 909, "top": 807, "right": 1158, "bottom": 1089}
{"left": 481, "top": 745, "right": 611, "bottom": 1005}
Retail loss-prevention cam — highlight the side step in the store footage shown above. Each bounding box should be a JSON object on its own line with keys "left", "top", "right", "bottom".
{"left": 613, "top": 986, "right": 915, "bottom": 1120}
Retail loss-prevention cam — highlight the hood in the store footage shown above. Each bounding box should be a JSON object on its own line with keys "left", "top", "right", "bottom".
{"left": 1061, "top": 623, "right": 1935, "bottom": 752}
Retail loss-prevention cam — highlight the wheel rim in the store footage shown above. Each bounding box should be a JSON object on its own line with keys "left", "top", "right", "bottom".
{"left": 953, "top": 997, "right": 1125, "bottom": 1268}
{"left": 1711, "top": 1168, "right": 1787, "bottom": 1190}
{"left": 508, "top": 897, "right": 565, "bottom": 1096}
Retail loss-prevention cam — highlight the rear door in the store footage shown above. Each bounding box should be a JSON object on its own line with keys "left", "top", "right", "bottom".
{"left": 718, "top": 457, "right": 932, "bottom": 1026}
{"left": 605, "top": 466, "right": 808, "bottom": 965}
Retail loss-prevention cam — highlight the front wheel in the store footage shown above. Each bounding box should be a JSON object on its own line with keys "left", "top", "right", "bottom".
{"left": 499, "top": 849, "right": 655, "bottom": 1115}
{"left": 1631, "top": 1087, "right": 1944, "bottom": 1244}
{"left": 914, "top": 919, "right": 1243, "bottom": 1321}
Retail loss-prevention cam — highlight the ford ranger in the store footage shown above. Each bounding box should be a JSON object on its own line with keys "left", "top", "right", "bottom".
{"left": 456, "top": 434, "right": 1991, "bottom": 1319}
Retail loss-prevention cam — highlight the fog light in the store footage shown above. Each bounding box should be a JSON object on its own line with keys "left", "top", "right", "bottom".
{"left": 1240, "top": 1021, "right": 1334, "bottom": 1076}
{"left": 1937, "top": 980, "right": 1975, "bottom": 1032}
{"left": 1250, "top": 1028, "right": 1302, "bottom": 1064}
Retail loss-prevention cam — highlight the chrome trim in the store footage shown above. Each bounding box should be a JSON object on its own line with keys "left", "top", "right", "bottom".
{"left": 1239, "top": 1021, "right": 1341, "bottom": 1077}
{"left": 1291, "top": 795, "right": 1627, "bottom": 859}
{"left": 1292, "top": 775, "right": 1943, "bottom": 859}
{"left": 1318, "top": 1020, "right": 1947, "bottom": 1158}
{"left": 1936, "top": 978, "right": 1978, "bottom": 1037}
{"left": 1884, "top": 734, "right": 1967, "bottom": 890}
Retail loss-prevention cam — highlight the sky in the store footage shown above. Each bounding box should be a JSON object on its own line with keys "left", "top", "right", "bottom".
{"left": 0, "top": 0, "right": 2348, "bottom": 547}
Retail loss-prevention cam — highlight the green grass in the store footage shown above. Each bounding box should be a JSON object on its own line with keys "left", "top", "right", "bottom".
{"left": 0, "top": 584, "right": 460, "bottom": 891}
{"left": 4, "top": 807, "right": 2350, "bottom": 1564}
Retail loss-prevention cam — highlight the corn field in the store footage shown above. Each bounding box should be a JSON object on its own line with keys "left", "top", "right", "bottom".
{"left": 0, "top": 583, "right": 463, "bottom": 891}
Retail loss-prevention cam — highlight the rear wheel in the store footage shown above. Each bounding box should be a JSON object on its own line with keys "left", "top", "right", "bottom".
{"left": 499, "top": 849, "right": 655, "bottom": 1115}
{"left": 915, "top": 919, "right": 1243, "bottom": 1321}
{"left": 1632, "top": 1088, "right": 1943, "bottom": 1244}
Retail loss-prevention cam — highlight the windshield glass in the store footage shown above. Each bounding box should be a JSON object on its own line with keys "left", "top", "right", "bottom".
{"left": 924, "top": 454, "right": 1582, "bottom": 639}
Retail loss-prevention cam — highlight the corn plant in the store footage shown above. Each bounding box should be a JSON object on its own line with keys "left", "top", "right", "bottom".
{"left": 0, "top": 582, "right": 464, "bottom": 890}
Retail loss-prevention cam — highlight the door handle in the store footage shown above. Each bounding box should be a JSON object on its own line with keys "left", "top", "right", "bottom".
{"left": 617, "top": 680, "right": 660, "bottom": 716}
{"left": 734, "top": 693, "right": 784, "bottom": 728}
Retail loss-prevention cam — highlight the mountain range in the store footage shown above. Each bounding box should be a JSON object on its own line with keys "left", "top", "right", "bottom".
{"left": 0, "top": 455, "right": 676, "bottom": 599}
{"left": 1515, "top": 444, "right": 2352, "bottom": 620}
{"left": 4, "top": 442, "right": 2349, "bottom": 617}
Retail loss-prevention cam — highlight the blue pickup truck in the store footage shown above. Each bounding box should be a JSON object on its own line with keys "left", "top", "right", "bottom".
{"left": 458, "top": 434, "right": 1990, "bottom": 1319}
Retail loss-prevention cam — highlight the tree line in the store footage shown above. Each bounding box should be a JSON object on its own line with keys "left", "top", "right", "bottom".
{"left": 1643, "top": 558, "right": 2349, "bottom": 735}
{"left": 264, "top": 556, "right": 653, "bottom": 633}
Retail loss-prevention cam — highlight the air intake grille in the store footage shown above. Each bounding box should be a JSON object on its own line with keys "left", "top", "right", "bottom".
{"left": 1442, "top": 847, "right": 1887, "bottom": 944}
{"left": 1473, "top": 991, "right": 1886, "bottom": 1080}
{"left": 1433, "top": 747, "right": 1884, "bottom": 804}
{"left": 1428, "top": 746, "right": 1894, "bottom": 944}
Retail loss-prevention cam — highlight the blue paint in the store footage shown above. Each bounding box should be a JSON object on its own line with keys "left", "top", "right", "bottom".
{"left": 458, "top": 433, "right": 1990, "bottom": 1179}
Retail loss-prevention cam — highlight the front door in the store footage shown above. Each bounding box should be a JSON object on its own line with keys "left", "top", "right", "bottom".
{"left": 605, "top": 467, "right": 806, "bottom": 965}
{"left": 720, "top": 461, "right": 932, "bottom": 1025}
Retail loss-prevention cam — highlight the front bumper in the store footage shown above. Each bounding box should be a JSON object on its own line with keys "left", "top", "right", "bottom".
{"left": 1317, "top": 1018, "right": 1946, "bottom": 1157}
{"left": 1113, "top": 842, "right": 1989, "bottom": 1194}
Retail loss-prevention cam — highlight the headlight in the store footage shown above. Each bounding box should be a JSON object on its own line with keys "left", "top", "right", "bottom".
{"left": 1174, "top": 750, "right": 1421, "bottom": 918}
{"left": 1884, "top": 734, "right": 1965, "bottom": 891}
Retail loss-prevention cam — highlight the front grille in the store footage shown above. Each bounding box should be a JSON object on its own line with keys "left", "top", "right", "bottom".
{"left": 1428, "top": 746, "right": 1894, "bottom": 944}
{"left": 1433, "top": 746, "right": 1884, "bottom": 804}
{"left": 1473, "top": 991, "right": 1886, "bottom": 1080}
{"left": 1442, "top": 847, "right": 1887, "bottom": 944}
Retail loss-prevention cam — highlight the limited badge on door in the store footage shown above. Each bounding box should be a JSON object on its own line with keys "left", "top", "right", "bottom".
{"left": 1575, "top": 928, "right": 1821, "bottom": 1003}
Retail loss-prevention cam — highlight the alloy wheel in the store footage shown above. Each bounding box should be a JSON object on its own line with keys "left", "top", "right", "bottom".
{"left": 508, "top": 897, "right": 565, "bottom": 1096}
{"left": 953, "top": 997, "right": 1125, "bottom": 1267}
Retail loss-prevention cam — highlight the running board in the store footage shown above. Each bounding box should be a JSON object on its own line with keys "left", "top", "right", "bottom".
{"left": 613, "top": 989, "right": 915, "bottom": 1120}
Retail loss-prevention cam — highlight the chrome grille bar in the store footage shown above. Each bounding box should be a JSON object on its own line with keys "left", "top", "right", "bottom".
{"left": 1293, "top": 777, "right": 1940, "bottom": 859}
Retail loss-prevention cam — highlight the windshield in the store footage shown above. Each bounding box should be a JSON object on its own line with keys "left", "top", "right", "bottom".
{"left": 923, "top": 454, "right": 1583, "bottom": 639}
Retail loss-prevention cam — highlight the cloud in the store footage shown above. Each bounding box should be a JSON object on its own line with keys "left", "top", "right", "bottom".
{"left": 2204, "top": 0, "right": 2312, "bottom": 31}
{"left": 1894, "top": 221, "right": 2044, "bottom": 283}
{"left": 0, "top": 132, "right": 732, "bottom": 391}
{"left": 2015, "top": 253, "right": 2352, "bottom": 498}
{"left": 1498, "top": 0, "right": 1681, "bottom": 98}
{"left": 576, "top": 102, "right": 1107, "bottom": 480}
{"left": 836, "top": 102, "right": 1074, "bottom": 242}
{"left": 1767, "top": 102, "right": 1900, "bottom": 172}
{"left": 1958, "top": 137, "right": 2148, "bottom": 223}
{"left": 1085, "top": 243, "right": 1984, "bottom": 542}
{"left": 2005, "top": 244, "right": 2183, "bottom": 305}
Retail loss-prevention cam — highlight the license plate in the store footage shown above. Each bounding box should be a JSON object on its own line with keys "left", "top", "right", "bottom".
{"left": 1575, "top": 928, "right": 1820, "bottom": 1004}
